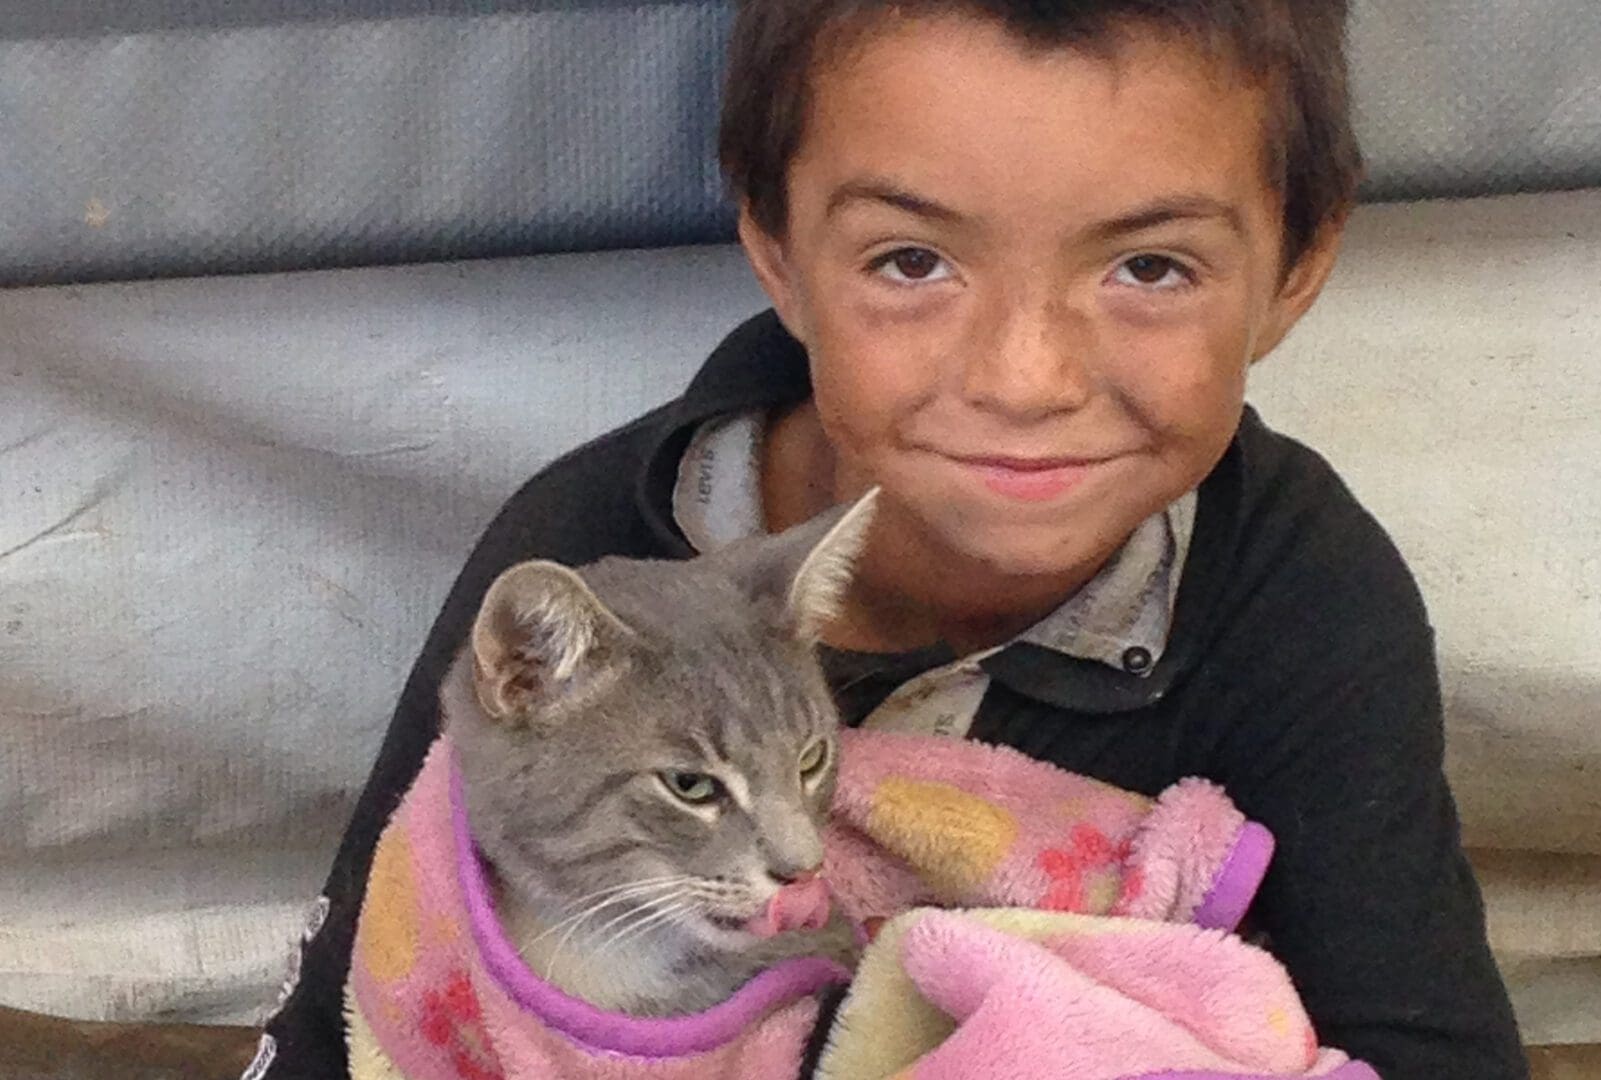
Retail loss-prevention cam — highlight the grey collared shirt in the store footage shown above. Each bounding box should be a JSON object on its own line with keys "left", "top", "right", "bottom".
{"left": 673, "top": 411, "right": 1195, "bottom": 737}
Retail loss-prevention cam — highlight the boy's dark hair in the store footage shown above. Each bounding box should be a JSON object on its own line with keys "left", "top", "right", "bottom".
{"left": 719, "top": 0, "right": 1363, "bottom": 270}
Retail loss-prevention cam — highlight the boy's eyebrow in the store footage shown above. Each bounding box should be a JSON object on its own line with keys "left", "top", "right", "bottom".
{"left": 1091, "top": 196, "right": 1246, "bottom": 240}
{"left": 824, "top": 178, "right": 969, "bottom": 226}
{"left": 824, "top": 180, "right": 1246, "bottom": 240}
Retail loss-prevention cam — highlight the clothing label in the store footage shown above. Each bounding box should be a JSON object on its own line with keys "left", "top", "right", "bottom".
{"left": 860, "top": 663, "right": 992, "bottom": 738}
{"left": 239, "top": 1033, "right": 276, "bottom": 1080}
{"left": 302, "top": 894, "right": 331, "bottom": 942}
{"left": 672, "top": 413, "right": 765, "bottom": 552}
{"left": 267, "top": 894, "right": 330, "bottom": 1020}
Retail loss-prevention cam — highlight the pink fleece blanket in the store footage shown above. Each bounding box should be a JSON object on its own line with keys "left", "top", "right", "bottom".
{"left": 827, "top": 728, "right": 1273, "bottom": 933}
{"left": 345, "top": 731, "right": 1371, "bottom": 1080}
{"left": 814, "top": 908, "right": 1378, "bottom": 1080}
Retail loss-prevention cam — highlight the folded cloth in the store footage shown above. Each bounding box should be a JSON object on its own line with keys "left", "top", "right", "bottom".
{"left": 814, "top": 908, "right": 1382, "bottom": 1080}
{"left": 828, "top": 729, "right": 1274, "bottom": 932}
{"left": 344, "top": 738, "right": 849, "bottom": 1080}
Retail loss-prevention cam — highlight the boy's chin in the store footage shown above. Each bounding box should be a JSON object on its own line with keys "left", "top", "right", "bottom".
{"left": 923, "top": 512, "right": 1102, "bottom": 582}
{"left": 962, "top": 541, "right": 1090, "bottom": 582}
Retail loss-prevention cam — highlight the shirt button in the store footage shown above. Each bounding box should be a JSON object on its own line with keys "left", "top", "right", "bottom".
{"left": 1121, "top": 646, "right": 1153, "bottom": 675}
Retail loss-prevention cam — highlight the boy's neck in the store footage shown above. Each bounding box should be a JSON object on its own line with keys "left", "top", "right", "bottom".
{"left": 761, "top": 401, "right": 1104, "bottom": 655}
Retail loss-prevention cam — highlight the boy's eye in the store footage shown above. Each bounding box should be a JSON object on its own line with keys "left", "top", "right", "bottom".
{"left": 798, "top": 739, "right": 830, "bottom": 779}
{"left": 870, "top": 247, "right": 952, "bottom": 284}
{"left": 1114, "top": 254, "right": 1192, "bottom": 290}
{"left": 659, "top": 770, "right": 722, "bottom": 805}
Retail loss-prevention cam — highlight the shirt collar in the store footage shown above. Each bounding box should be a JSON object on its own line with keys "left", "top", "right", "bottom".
{"left": 671, "top": 410, "right": 1196, "bottom": 677}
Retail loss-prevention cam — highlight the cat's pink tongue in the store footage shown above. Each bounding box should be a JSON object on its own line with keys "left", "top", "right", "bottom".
{"left": 744, "top": 878, "right": 831, "bottom": 938}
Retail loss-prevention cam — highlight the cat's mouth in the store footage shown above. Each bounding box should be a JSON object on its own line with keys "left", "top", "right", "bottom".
{"left": 703, "top": 911, "right": 751, "bottom": 933}
{"left": 703, "top": 879, "right": 833, "bottom": 939}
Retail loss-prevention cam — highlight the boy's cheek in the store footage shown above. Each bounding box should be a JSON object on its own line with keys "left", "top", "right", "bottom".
{"left": 1110, "top": 317, "right": 1250, "bottom": 409}
{"left": 813, "top": 269, "right": 961, "bottom": 341}
{"left": 812, "top": 366, "right": 919, "bottom": 454}
{"left": 810, "top": 315, "right": 949, "bottom": 405}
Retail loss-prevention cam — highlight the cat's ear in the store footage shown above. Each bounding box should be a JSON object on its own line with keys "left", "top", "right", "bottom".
{"left": 470, "top": 560, "right": 633, "bottom": 723}
{"left": 784, "top": 487, "right": 879, "bottom": 641}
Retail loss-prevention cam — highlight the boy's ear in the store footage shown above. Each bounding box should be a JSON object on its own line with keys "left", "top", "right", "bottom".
{"left": 1251, "top": 215, "right": 1348, "bottom": 362}
{"left": 470, "top": 561, "right": 633, "bottom": 723}
{"left": 737, "top": 201, "right": 811, "bottom": 345}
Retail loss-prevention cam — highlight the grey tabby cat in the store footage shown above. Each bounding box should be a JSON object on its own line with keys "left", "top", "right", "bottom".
{"left": 438, "top": 493, "right": 876, "bottom": 1017}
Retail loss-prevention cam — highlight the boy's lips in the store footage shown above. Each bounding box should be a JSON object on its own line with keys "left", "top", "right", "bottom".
{"left": 942, "top": 452, "right": 1112, "bottom": 502}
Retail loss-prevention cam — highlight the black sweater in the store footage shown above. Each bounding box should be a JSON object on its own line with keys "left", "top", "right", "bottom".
{"left": 261, "top": 311, "right": 1526, "bottom": 1079}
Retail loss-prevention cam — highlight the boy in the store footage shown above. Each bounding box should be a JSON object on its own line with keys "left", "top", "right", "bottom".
{"left": 258, "top": 1, "right": 1526, "bottom": 1076}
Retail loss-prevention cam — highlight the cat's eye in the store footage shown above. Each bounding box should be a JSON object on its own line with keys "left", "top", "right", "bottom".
{"left": 659, "top": 770, "right": 722, "bottom": 805}
{"left": 798, "top": 739, "right": 830, "bottom": 779}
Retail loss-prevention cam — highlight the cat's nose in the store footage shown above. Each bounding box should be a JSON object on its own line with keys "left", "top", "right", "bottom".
{"left": 767, "top": 863, "right": 822, "bottom": 886}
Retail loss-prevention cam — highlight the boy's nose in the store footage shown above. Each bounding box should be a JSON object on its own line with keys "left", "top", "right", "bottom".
{"left": 961, "top": 297, "right": 1095, "bottom": 419}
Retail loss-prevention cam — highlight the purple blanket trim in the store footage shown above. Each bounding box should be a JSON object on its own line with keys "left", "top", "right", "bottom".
{"left": 1129, "top": 1061, "right": 1381, "bottom": 1080}
{"left": 448, "top": 761, "right": 852, "bottom": 1059}
{"left": 1192, "top": 821, "right": 1275, "bottom": 931}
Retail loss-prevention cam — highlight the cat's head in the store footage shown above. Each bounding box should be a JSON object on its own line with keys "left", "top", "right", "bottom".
{"left": 444, "top": 492, "right": 876, "bottom": 960}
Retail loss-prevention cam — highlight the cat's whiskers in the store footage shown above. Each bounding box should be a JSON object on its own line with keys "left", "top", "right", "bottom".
{"left": 555, "top": 874, "right": 694, "bottom": 916}
{"left": 548, "top": 886, "right": 692, "bottom": 980}
{"left": 597, "top": 876, "right": 749, "bottom": 957}
{"left": 581, "top": 884, "right": 693, "bottom": 942}
{"left": 526, "top": 875, "right": 692, "bottom": 952}
{"left": 696, "top": 881, "right": 751, "bottom": 909}
{"left": 597, "top": 898, "right": 696, "bottom": 957}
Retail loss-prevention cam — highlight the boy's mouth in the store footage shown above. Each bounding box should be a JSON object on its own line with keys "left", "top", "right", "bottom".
{"left": 946, "top": 453, "right": 1107, "bottom": 502}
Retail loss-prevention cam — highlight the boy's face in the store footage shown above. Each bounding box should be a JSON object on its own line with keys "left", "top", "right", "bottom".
{"left": 742, "top": 14, "right": 1341, "bottom": 585}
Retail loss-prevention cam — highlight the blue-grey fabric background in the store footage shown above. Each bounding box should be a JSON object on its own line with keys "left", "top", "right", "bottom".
{"left": 2, "top": 0, "right": 1598, "bottom": 284}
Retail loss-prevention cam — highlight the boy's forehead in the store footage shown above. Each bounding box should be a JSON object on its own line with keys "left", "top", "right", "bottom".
{"left": 795, "top": 11, "right": 1278, "bottom": 233}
